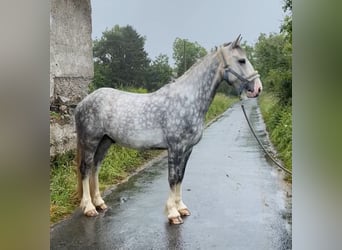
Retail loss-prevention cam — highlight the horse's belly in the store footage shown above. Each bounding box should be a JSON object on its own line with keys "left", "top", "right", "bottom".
{"left": 115, "top": 128, "right": 167, "bottom": 150}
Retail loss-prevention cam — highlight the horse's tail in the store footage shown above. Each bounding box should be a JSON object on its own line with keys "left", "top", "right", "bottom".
{"left": 76, "top": 139, "right": 83, "bottom": 200}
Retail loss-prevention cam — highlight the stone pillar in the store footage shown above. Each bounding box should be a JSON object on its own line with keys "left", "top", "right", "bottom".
{"left": 50, "top": 0, "right": 93, "bottom": 156}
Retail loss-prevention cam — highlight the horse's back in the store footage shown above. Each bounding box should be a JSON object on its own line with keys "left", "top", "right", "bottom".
{"left": 75, "top": 87, "right": 167, "bottom": 149}
{"left": 76, "top": 87, "right": 151, "bottom": 117}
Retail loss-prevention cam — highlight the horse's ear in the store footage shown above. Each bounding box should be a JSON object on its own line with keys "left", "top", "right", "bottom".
{"left": 232, "top": 34, "right": 242, "bottom": 48}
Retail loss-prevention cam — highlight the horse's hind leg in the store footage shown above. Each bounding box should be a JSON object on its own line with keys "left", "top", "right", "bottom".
{"left": 78, "top": 147, "right": 98, "bottom": 216}
{"left": 165, "top": 147, "right": 192, "bottom": 224}
{"left": 91, "top": 135, "right": 113, "bottom": 211}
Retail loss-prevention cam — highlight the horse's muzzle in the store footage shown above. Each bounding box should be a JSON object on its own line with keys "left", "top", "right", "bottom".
{"left": 246, "top": 78, "right": 262, "bottom": 98}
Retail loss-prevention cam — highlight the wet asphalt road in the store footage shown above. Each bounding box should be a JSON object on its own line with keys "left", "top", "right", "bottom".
{"left": 50, "top": 98, "right": 292, "bottom": 250}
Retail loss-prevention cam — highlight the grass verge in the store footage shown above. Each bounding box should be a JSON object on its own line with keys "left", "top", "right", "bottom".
{"left": 206, "top": 94, "right": 238, "bottom": 122}
{"left": 50, "top": 93, "right": 237, "bottom": 224}
{"left": 258, "top": 93, "right": 292, "bottom": 180}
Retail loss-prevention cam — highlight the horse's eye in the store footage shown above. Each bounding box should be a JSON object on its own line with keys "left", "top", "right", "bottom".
{"left": 238, "top": 58, "right": 246, "bottom": 64}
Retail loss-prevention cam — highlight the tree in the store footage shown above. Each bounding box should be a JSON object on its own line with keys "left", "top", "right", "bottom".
{"left": 252, "top": 33, "right": 291, "bottom": 105}
{"left": 92, "top": 25, "right": 150, "bottom": 89}
{"left": 281, "top": 0, "right": 292, "bottom": 43}
{"left": 253, "top": 33, "right": 289, "bottom": 79}
{"left": 172, "top": 38, "right": 207, "bottom": 77}
{"left": 245, "top": 0, "right": 292, "bottom": 105}
{"left": 145, "top": 54, "right": 173, "bottom": 91}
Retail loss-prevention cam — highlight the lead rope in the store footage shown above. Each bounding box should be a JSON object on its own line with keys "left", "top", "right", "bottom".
{"left": 241, "top": 104, "right": 292, "bottom": 176}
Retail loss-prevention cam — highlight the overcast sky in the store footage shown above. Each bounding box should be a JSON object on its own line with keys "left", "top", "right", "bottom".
{"left": 91, "top": 0, "right": 284, "bottom": 65}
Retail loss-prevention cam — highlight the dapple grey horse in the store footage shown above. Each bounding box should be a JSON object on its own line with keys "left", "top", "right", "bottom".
{"left": 75, "top": 35, "right": 262, "bottom": 224}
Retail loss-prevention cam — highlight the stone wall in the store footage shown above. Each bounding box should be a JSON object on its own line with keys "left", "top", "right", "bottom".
{"left": 50, "top": 0, "right": 93, "bottom": 156}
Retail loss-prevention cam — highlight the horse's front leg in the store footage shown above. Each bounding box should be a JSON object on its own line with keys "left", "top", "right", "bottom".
{"left": 175, "top": 183, "right": 191, "bottom": 217}
{"left": 165, "top": 148, "right": 192, "bottom": 224}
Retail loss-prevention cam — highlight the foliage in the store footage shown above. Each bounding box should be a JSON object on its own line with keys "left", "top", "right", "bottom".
{"left": 281, "top": 0, "right": 292, "bottom": 42}
{"left": 92, "top": 25, "right": 150, "bottom": 89}
{"left": 252, "top": 33, "right": 292, "bottom": 105}
{"left": 259, "top": 94, "right": 292, "bottom": 174}
{"left": 121, "top": 86, "right": 148, "bottom": 93}
{"left": 215, "top": 81, "right": 238, "bottom": 96}
{"left": 50, "top": 151, "right": 78, "bottom": 223}
{"left": 90, "top": 26, "right": 211, "bottom": 92}
{"left": 283, "top": 0, "right": 292, "bottom": 11}
{"left": 50, "top": 111, "right": 62, "bottom": 124}
{"left": 145, "top": 54, "right": 173, "bottom": 91}
{"left": 91, "top": 25, "right": 175, "bottom": 92}
{"left": 173, "top": 38, "right": 207, "bottom": 77}
{"left": 205, "top": 94, "right": 238, "bottom": 122}
{"left": 253, "top": 0, "right": 292, "bottom": 175}
{"left": 50, "top": 146, "right": 160, "bottom": 224}
{"left": 281, "top": 16, "right": 292, "bottom": 43}
{"left": 98, "top": 146, "right": 159, "bottom": 185}
{"left": 253, "top": 33, "right": 289, "bottom": 80}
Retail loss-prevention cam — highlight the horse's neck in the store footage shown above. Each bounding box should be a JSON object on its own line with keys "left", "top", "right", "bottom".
{"left": 179, "top": 52, "right": 223, "bottom": 117}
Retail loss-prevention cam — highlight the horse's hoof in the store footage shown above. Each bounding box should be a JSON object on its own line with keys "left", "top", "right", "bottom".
{"left": 178, "top": 208, "right": 191, "bottom": 216}
{"left": 96, "top": 203, "right": 108, "bottom": 211}
{"left": 169, "top": 216, "right": 183, "bottom": 225}
{"left": 85, "top": 209, "right": 98, "bottom": 217}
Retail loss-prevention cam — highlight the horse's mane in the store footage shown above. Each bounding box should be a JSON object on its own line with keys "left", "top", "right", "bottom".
{"left": 159, "top": 41, "right": 242, "bottom": 90}
{"left": 157, "top": 53, "right": 215, "bottom": 92}
{"left": 179, "top": 41, "right": 243, "bottom": 79}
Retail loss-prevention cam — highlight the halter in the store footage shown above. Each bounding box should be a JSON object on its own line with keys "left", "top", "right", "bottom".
{"left": 220, "top": 49, "right": 260, "bottom": 94}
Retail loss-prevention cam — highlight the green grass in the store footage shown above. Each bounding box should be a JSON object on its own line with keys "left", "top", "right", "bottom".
{"left": 49, "top": 148, "right": 160, "bottom": 224}
{"left": 259, "top": 93, "right": 292, "bottom": 179}
{"left": 50, "top": 93, "right": 236, "bottom": 224}
{"left": 50, "top": 111, "right": 60, "bottom": 120}
{"left": 98, "top": 147, "right": 161, "bottom": 189}
{"left": 50, "top": 151, "right": 78, "bottom": 223}
{"left": 206, "top": 94, "right": 238, "bottom": 122}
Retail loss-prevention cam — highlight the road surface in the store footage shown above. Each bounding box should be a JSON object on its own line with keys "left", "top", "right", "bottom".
{"left": 50, "top": 98, "right": 292, "bottom": 249}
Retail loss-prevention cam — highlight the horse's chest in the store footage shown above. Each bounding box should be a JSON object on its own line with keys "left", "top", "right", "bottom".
{"left": 166, "top": 120, "right": 204, "bottom": 147}
{"left": 185, "top": 125, "right": 203, "bottom": 145}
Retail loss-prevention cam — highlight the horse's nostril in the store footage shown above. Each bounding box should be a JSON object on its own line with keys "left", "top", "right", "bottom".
{"left": 258, "top": 87, "right": 261, "bottom": 93}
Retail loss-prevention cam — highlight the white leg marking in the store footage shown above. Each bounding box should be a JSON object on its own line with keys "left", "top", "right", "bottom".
{"left": 165, "top": 184, "right": 190, "bottom": 224}
{"left": 92, "top": 170, "right": 107, "bottom": 210}
{"left": 80, "top": 175, "right": 98, "bottom": 216}
{"left": 166, "top": 187, "right": 179, "bottom": 216}
{"left": 175, "top": 184, "right": 190, "bottom": 216}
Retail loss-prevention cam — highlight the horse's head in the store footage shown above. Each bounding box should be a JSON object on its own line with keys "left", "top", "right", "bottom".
{"left": 220, "top": 35, "right": 262, "bottom": 99}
